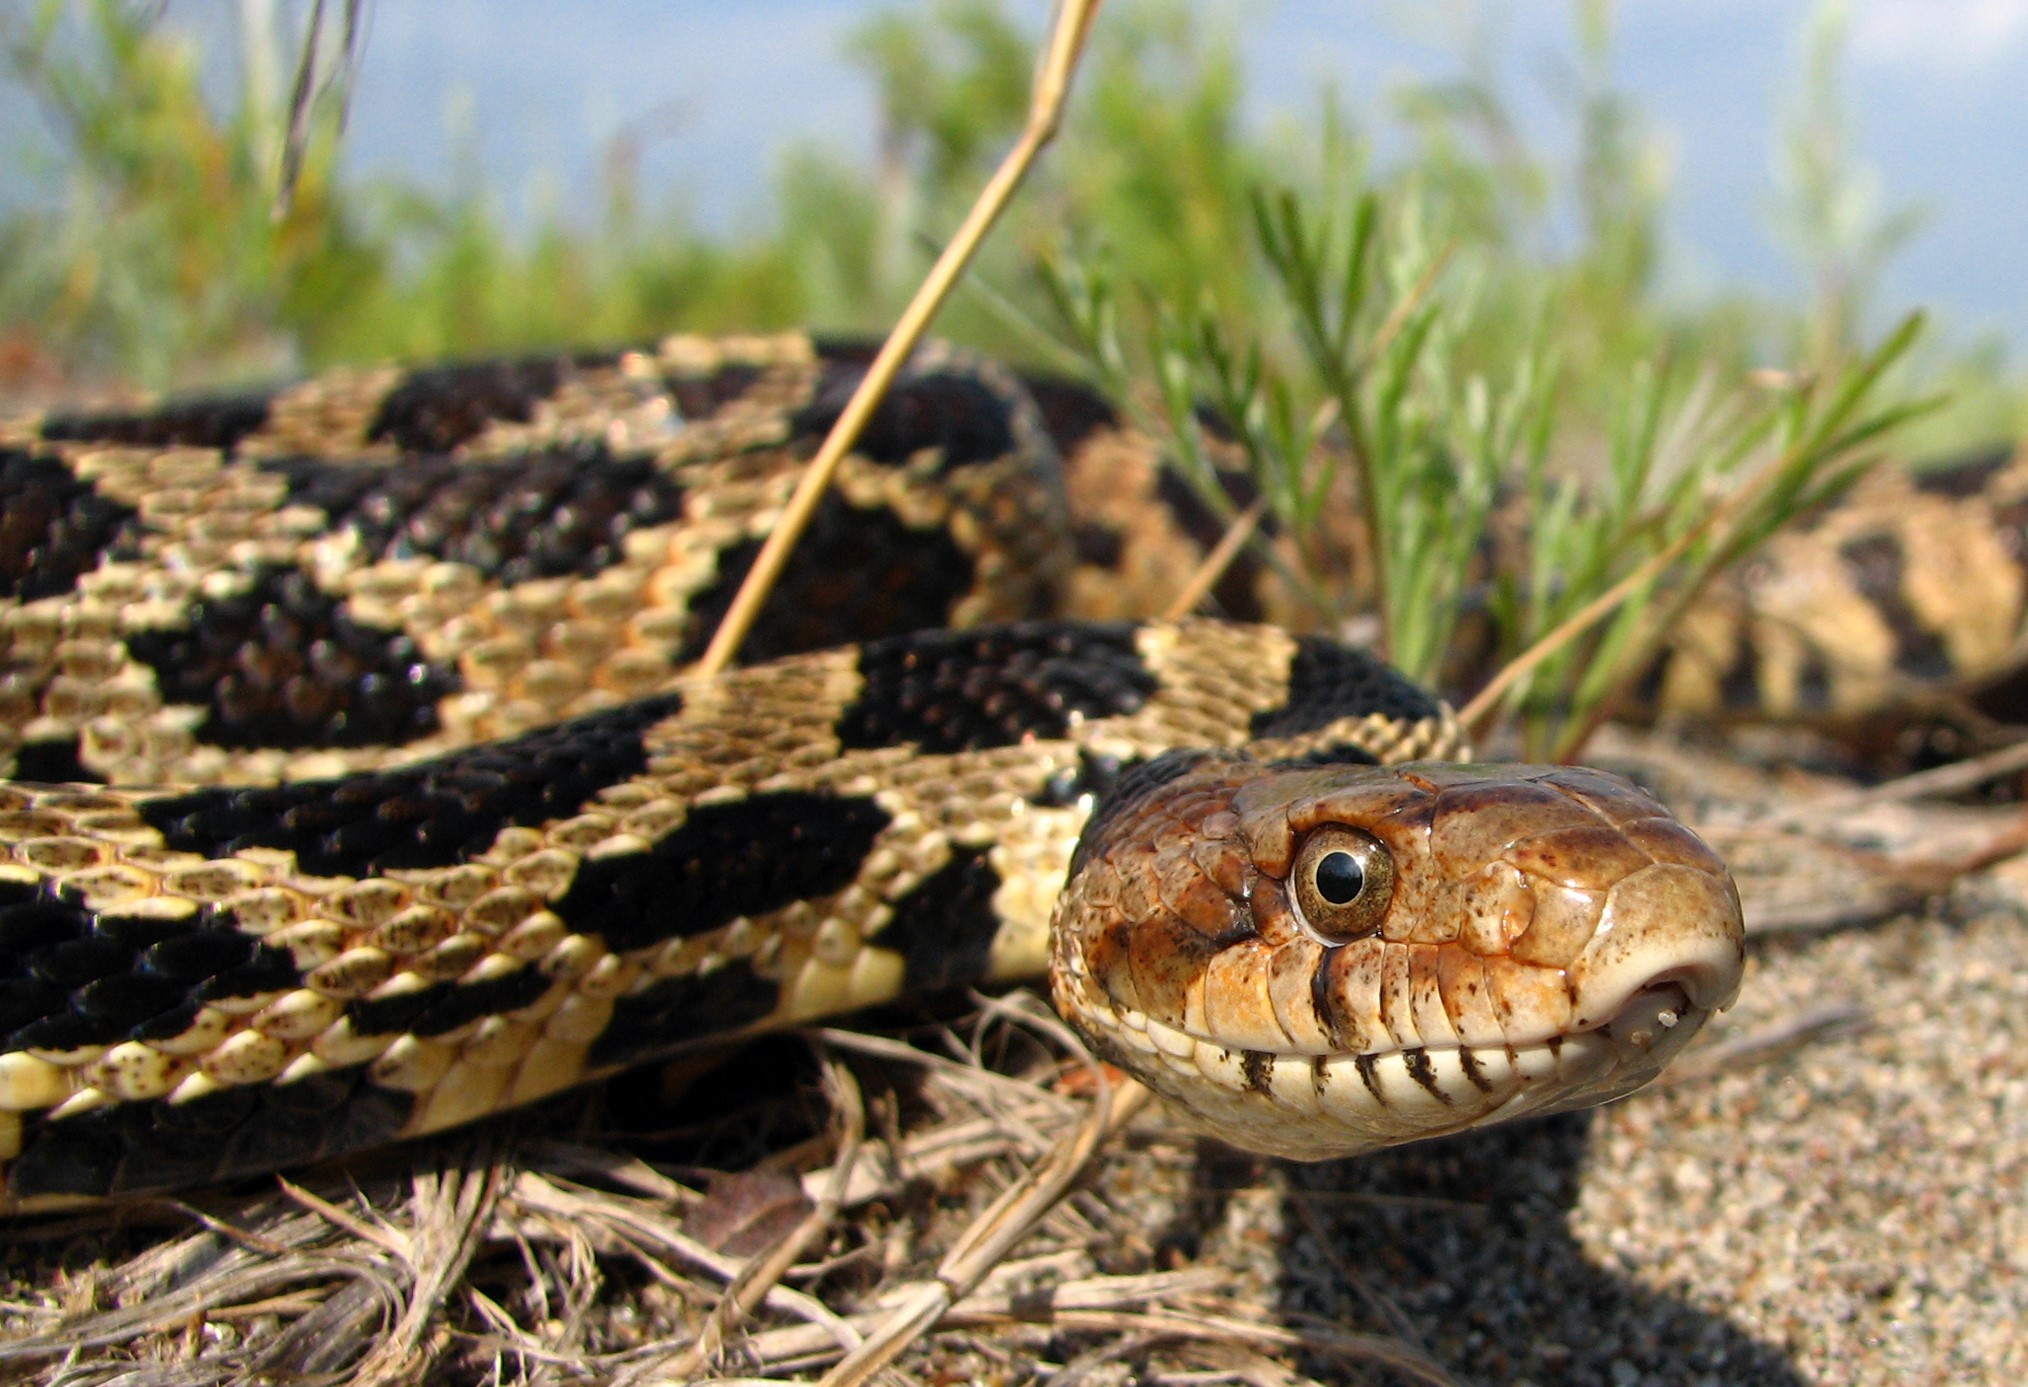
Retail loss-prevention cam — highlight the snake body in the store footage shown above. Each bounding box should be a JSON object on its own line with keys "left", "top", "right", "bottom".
{"left": 0, "top": 336, "right": 1745, "bottom": 1210}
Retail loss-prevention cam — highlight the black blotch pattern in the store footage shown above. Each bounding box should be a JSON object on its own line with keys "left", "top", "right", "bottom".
{"left": 1018, "top": 372, "right": 1122, "bottom": 456}
{"left": 0, "top": 886, "right": 300, "bottom": 1052}
{"left": 555, "top": 791, "right": 892, "bottom": 953}
{"left": 195, "top": 945, "right": 302, "bottom": 1002}
{"left": 124, "top": 563, "right": 460, "bottom": 750}
{"left": 366, "top": 354, "right": 616, "bottom": 453}
{"left": 40, "top": 389, "right": 274, "bottom": 452}
{"left": 840, "top": 621, "right": 1156, "bottom": 754}
{"left": 136, "top": 691, "right": 683, "bottom": 878}
{"left": 0, "top": 450, "right": 145, "bottom": 601}
{"left": 792, "top": 359, "right": 1017, "bottom": 471}
{"left": 1796, "top": 648, "right": 1835, "bottom": 713}
{"left": 1909, "top": 445, "right": 2014, "bottom": 499}
{"left": 1718, "top": 637, "right": 1764, "bottom": 712}
{"left": 1154, "top": 468, "right": 1267, "bottom": 621}
{"left": 1068, "top": 749, "right": 1215, "bottom": 881}
{"left": 589, "top": 958, "right": 782, "bottom": 1069}
{"left": 262, "top": 445, "right": 686, "bottom": 585}
{"left": 1071, "top": 521, "right": 1125, "bottom": 570}
{"left": 345, "top": 965, "right": 550, "bottom": 1039}
{"left": 1241, "top": 1050, "right": 1275, "bottom": 1096}
{"left": 1837, "top": 534, "right": 1954, "bottom": 681}
{"left": 1032, "top": 747, "right": 1134, "bottom": 811}
{"left": 6, "top": 1066, "right": 410, "bottom": 1200}
{"left": 867, "top": 844, "right": 1005, "bottom": 992}
{"left": 664, "top": 362, "right": 763, "bottom": 420}
{"left": 809, "top": 338, "right": 880, "bottom": 367}
{"left": 11, "top": 738, "right": 96, "bottom": 784}
{"left": 1264, "top": 745, "right": 1382, "bottom": 771}
{"left": 676, "top": 495, "right": 976, "bottom": 665}
{"left": 1249, "top": 635, "right": 1444, "bottom": 739}
{"left": 1631, "top": 649, "right": 1670, "bottom": 710}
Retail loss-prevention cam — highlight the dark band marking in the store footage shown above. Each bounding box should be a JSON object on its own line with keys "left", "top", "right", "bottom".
{"left": 1, "top": 888, "right": 300, "bottom": 1050}
{"left": 1240, "top": 1049, "right": 1276, "bottom": 1096}
{"left": 1264, "top": 745, "right": 1382, "bottom": 771}
{"left": 1796, "top": 648, "right": 1834, "bottom": 713}
{"left": 1354, "top": 1051, "right": 1384, "bottom": 1104}
{"left": 555, "top": 791, "right": 892, "bottom": 953}
{"left": 792, "top": 360, "right": 1019, "bottom": 472}
{"left": 137, "top": 691, "right": 683, "bottom": 878}
{"left": 1017, "top": 372, "right": 1121, "bottom": 457}
{"left": 366, "top": 354, "right": 618, "bottom": 453}
{"left": 1070, "top": 521, "right": 1125, "bottom": 570}
{"left": 40, "top": 389, "right": 275, "bottom": 452}
{"left": 6, "top": 1066, "right": 409, "bottom": 1201}
{"left": 11, "top": 737, "right": 98, "bottom": 784}
{"left": 589, "top": 959, "right": 782, "bottom": 1069}
{"left": 262, "top": 445, "right": 686, "bottom": 586}
{"left": 1308, "top": 944, "right": 1351, "bottom": 1053}
{"left": 1909, "top": 445, "right": 2014, "bottom": 498}
{"left": 1457, "top": 1045, "right": 1494, "bottom": 1094}
{"left": 193, "top": 944, "right": 305, "bottom": 1003}
{"left": 1034, "top": 748, "right": 1141, "bottom": 812}
{"left": 1837, "top": 534, "right": 1954, "bottom": 681}
{"left": 1250, "top": 635, "right": 1443, "bottom": 739}
{"left": 346, "top": 965, "right": 550, "bottom": 1039}
{"left": 867, "top": 844, "right": 1004, "bottom": 992}
{"left": 676, "top": 496, "right": 977, "bottom": 666}
{"left": 124, "top": 563, "right": 460, "bottom": 750}
{"left": 841, "top": 621, "right": 1156, "bottom": 755}
{"left": 0, "top": 450, "right": 144, "bottom": 601}
{"left": 1402, "top": 1048, "right": 1452, "bottom": 1104}
{"left": 1718, "top": 632, "right": 1764, "bottom": 712}
{"left": 664, "top": 362, "right": 764, "bottom": 420}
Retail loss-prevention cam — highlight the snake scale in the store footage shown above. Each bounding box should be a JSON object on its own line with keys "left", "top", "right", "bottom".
{"left": 0, "top": 333, "right": 1758, "bottom": 1211}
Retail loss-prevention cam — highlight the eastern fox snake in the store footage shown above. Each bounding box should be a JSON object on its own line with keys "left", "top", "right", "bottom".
{"left": 0, "top": 334, "right": 1747, "bottom": 1210}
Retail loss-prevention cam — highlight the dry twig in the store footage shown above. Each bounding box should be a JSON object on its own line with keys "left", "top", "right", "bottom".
{"left": 695, "top": 0, "right": 1103, "bottom": 675}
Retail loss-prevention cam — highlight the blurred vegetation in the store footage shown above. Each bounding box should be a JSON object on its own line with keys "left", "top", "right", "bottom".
{"left": 0, "top": 0, "right": 2001, "bottom": 747}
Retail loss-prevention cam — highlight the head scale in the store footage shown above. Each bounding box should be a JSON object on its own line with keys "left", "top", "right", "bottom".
{"left": 1048, "top": 754, "right": 1745, "bottom": 1159}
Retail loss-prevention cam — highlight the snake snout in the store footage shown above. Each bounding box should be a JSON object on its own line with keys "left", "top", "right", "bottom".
{"left": 1566, "top": 860, "right": 1746, "bottom": 1032}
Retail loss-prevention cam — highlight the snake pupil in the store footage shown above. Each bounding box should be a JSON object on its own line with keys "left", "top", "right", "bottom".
{"left": 1315, "top": 850, "right": 1364, "bottom": 904}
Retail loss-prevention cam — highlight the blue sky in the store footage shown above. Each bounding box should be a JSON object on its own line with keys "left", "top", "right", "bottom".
{"left": 13, "top": 1, "right": 2028, "bottom": 350}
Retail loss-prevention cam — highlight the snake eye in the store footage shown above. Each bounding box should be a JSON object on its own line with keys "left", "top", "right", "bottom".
{"left": 1291, "top": 826, "right": 1395, "bottom": 943}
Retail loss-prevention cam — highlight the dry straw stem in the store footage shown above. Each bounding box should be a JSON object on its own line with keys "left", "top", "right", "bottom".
{"left": 695, "top": 0, "right": 1103, "bottom": 676}
{"left": 1754, "top": 733, "right": 2028, "bottom": 829}
{"left": 1162, "top": 497, "right": 1267, "bottom": 620}
{"left": 1455, "top": 518, "right": 1706, "bottom": 736}
{"left": 815, "top": 996, "right": 1149, "bottom": 1385}
{"left": 643, "top": 1058, "right": 868, "bottom": 1382}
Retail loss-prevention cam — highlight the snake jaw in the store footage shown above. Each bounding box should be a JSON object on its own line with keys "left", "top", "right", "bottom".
{"left": 1050, "top": 756, "right": 1746, "bottom": 1161}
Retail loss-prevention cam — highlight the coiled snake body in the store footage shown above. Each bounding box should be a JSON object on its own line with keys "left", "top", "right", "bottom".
{"left": 0, "top": 335, "right": 1745, "bottom": 1211}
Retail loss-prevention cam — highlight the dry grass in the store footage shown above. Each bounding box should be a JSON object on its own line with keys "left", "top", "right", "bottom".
{"left": 0, "top": 994, "right": 1468, "bottom": 1386}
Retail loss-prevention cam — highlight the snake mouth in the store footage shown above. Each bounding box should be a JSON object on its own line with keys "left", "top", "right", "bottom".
{"left": 1106, "top": 976, "right": 1722, "bottom": 1161}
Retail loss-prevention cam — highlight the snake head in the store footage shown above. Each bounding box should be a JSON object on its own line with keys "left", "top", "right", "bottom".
{"left": 1049, "top": 752, "right": 1745, "bottom": 1160}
